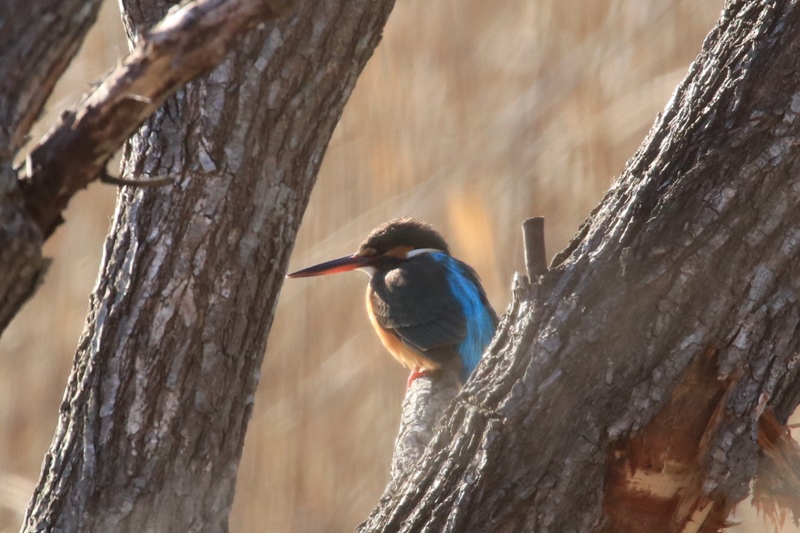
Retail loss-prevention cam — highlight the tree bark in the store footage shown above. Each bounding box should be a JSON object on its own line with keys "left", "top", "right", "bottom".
{"left": 22, "top": 1, "right": 395, "bottom": 531}
{"left": 0, "top": 0, "right": 297, "bottom": 339}
{"left": 19, "top": 0, "right": 298, "bottom": 239}
{"left": 0, "top": 0, "right": 102, "bottom": 331}
{"left": 362, "top": 1, "right": 800, "bottom": 531}
{"left": 0, "top": 0, "right": 102, "bottom": 155}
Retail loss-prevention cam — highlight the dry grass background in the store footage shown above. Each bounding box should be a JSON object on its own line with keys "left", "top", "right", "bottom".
{"left": 0, "top": 1, "right": 796, "bottom": 532}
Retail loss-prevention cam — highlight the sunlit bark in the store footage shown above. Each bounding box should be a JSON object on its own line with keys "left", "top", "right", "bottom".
{"left": 363, "top": 2, "right": 800, "bottom": 531}
{"left": 20, "top": 1, "right": 396, "bottom": 530}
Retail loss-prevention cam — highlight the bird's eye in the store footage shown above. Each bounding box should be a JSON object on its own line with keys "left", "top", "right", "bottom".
{"left": 362, "top": 247, "right": 377, "bottom": 257}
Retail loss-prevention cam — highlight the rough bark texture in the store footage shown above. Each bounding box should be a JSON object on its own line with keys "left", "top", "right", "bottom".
{"left": 19, "top": 0, "right": 297, "bottom": 239}
{"left": 0, "top": 0, "right": 296, "bottom": 338}
{"left": 390, "top": 372, "right": 460, "bottom": 488}
{"left": 362, "top": 1, "right": 800, "bottom": 531}
{"left": 22, "top": 0, "right": 396, "bottom": 531}
{"left": 0, "top": 0, "right": 102, "bottom": 332}
{"left": 0, "top": 0, "right": 102, "bottom": 155}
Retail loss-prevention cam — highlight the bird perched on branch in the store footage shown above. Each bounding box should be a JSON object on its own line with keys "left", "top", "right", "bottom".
{"left": 287, "top": 217, "right": 498, "bottom": 386}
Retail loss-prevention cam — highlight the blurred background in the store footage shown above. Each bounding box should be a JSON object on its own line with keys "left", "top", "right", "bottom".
{"left": 0, "top": 1, "right": 793, "bottom": 532}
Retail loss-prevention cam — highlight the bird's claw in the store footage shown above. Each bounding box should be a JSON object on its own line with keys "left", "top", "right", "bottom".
{"left": 407, "top": 369, "right": 429, "bottom": 389}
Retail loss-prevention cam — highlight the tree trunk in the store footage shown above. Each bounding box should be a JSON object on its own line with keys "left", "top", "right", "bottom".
{"left": 21, "top": 1, "right": 395, "bottom": 531}
{"left": 362, "top": 1, "right": 800, "bottom": 531}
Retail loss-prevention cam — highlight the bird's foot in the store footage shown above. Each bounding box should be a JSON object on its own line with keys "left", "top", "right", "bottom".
{"left": 407, "top": 369, "right": 429, "bottom": 389}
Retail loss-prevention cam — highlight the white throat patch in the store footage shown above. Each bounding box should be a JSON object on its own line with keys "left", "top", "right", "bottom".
{"left": 358, "top": 266, "right": 377, "bottom": 278}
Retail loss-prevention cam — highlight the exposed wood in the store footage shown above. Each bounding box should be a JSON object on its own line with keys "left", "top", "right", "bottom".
{"left": 753, "top": 410, "right": 800, "bottom": 528}
{"left": 602, "top": 347, "right": 738, "bottom": 532}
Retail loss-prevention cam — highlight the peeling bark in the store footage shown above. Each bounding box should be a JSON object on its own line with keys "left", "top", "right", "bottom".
{"left": 602, "top": 347, "right": 737, "bottom": 532}
{"left": 363, "top": 1, "right": 800, "bottom": 531}
{"left": 22, "top": 1, "right": 396, "bottom": 531}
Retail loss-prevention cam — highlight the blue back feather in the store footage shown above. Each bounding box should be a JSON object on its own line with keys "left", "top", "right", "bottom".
{"left": 431, "top": 252, "right": 496, "bottom": 380}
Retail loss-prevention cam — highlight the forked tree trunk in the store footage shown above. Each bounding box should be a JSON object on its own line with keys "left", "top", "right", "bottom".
{"left": 362, "top": 1, "right": 800, "bottom": 531}
{"left": 21, "top": 1, "right": 395, "bottom": 531}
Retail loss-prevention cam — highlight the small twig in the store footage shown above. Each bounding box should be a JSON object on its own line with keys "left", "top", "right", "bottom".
{"left": 522, "top": 217, "right": 547, "bottom": 281}
{"left": 99, "top": 170, "right": 174, "bottom": 188}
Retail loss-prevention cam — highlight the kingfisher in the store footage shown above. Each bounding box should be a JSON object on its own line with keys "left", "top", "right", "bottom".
{"left": 287, "top": 218, "right": 498, "bottom": 386}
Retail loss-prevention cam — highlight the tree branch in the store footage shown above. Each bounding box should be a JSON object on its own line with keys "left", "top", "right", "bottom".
{"left": 0, "top": 0, "right": 104, "bottom": 334}
{"left": 389, "top": 373, "right": 461, "bottom": 487}
{"left": 18, "top": 0, "right": 299, "bottom": 239}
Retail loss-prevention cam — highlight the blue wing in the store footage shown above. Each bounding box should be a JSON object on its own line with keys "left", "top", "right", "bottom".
{"left": 369, "top": 252, "right": 497, "bottom": 380}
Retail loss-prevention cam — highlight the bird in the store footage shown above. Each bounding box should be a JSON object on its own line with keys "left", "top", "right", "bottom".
{"left": 287, "top": 217, "right": 498, "bottom": 386}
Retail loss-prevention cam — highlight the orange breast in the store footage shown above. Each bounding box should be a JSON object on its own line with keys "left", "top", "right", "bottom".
{"left": 365, "top": 287, "right": 440, "bottom": 372}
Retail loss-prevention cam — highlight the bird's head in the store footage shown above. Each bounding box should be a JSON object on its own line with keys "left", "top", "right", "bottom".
{"left": 287, "top": 218, "right": 449, "bottom": 279}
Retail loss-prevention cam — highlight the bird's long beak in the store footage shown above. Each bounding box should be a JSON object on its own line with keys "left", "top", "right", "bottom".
{"left": 286, "top": 254, "right": 369, "bottom": 278}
